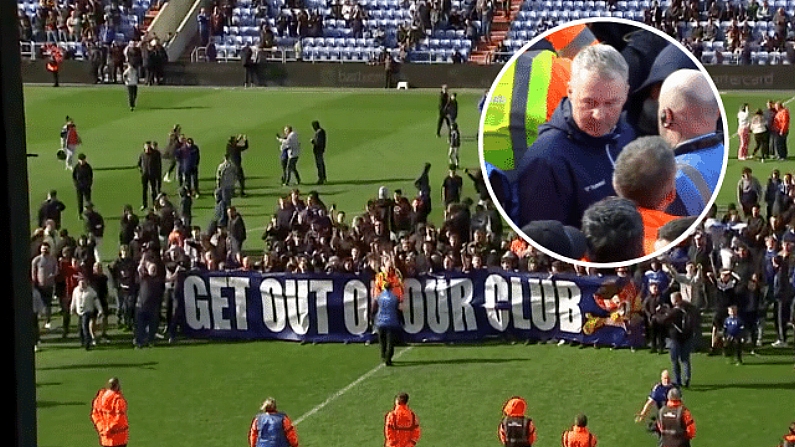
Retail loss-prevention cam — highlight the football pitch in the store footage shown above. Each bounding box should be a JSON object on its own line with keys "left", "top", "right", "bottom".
{"left": 26, "top": 86, "right": 795, "bottom": 447}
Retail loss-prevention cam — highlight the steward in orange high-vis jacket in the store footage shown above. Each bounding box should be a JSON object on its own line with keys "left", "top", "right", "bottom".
{"left": 561, "top": 414, "right": 597, "bottom": 447}
{"left": 656, "top": 388, "right": 696, "bottom": 447}
{"left": 499, "top": 396, "right": 537, "bottom": 447}
{"left": 90, "top": 377, "right": 129, "bottom": 447}
{"left": 249, "top": 398, "right": 299, "bottom": 447}
{"left": 384, "top": 392, "right": 421, "bottom": 447}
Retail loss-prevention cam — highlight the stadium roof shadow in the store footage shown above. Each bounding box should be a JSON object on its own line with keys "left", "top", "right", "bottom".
{"left": 145, "top": 106, "right": 210, "bottom": 110}
{"left": 37, "top": 361, "right": 158, "bottom": 371}
{"left": 325, "top": 177, "right": 415, "bottom": 186}
{"left": 689, "top": 381, "right": 795, "bottom": 392}
{"left": 93, "top": 165, "right": 138, "bottom": 171}
{"left": 394, "top": 357, "right": 529, "bottom": 367}
{"left": 36, "top": 400, "right": 85, "bottom": 409}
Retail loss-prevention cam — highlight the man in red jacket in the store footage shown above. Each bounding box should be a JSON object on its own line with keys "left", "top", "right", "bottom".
{"left": 91, "top": 377, "right": 129, "bottom": 447}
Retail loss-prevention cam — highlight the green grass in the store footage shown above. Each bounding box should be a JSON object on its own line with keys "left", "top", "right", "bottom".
{"left": 26, "top": 86, "right": 795, "bottom": 447}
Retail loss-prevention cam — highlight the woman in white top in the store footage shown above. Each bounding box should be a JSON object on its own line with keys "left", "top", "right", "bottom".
{"left": 122, "top": 63, "right": 138, "bottom": 111}
{"left": 737, "top": 103, "right": 750, "bottom": 160}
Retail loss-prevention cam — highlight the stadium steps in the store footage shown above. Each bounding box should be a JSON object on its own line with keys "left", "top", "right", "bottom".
{"left": 469, "top": 0, "right": 521, "bottom": 64}
{"left": 140, "top": 4, "right": 162, "bottom": 36}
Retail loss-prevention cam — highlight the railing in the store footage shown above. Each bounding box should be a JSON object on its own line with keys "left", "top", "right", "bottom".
{"left": 191, "top": 45, "right": 207, "bottom": 62}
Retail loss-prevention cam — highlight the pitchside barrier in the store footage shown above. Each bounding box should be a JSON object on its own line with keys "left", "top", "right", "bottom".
{"left": 176, "top": 270, "right": 646, "bottom": 347}
{"left": 20, "top": 59, "right": 795, "bottom": 89}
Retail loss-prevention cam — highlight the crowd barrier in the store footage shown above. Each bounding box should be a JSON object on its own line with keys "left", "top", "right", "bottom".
{"left": 176, "top": 270, "right": 646, "bottom": 347}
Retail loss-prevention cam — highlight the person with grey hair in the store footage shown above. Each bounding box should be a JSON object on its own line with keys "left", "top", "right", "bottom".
{"left": 277, "top": 126, "right": 301, "bottom": 186}
{"left": 657, "top": 69, "right": 724, "bottom": 217}
{"left": 581, "top": 196, "right": 644, "bottom": 263}
{"left": 513, "top": 43, "right": 636, "bottom": 229}
{"left": 248, "top": 398, "right": 299, "bottom": 447}
{"left": 612, "top": 136, "right": 679, "bottom": 255}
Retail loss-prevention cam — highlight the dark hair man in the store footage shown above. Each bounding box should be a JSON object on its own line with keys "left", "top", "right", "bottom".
{"left": 385, "top": 393, "right": 421, "bottom": 447}
{"left": 137, "top": 141, "right": 162, "bottom": 211}
{"left": 73, "top": 153, "right": 93, "bottom": 220}
{"left": 372, "top": 281, "right": 401, "bottom": 366}
{"left": 581, "top": 196, "right": 644, "bottom": 263}
{"left": 91, "top": 377, "right": 129, "bottom": 447}
{"left": 311, "top": 120, "right": 327, "bottom": 185}
{"left": 513, "top": 44, "right": 635, "bottom": 228}
{"left": 38, "top": 189, "right": 66, "bottom": 229}
{"left": 659, "top": 292, "right": 700, "bottom": 388}
{"left": 248, "top": 398, "right": 299, "bottom": 447}
{"left": 561, "top": 413, "right": 597, "bottom": 447}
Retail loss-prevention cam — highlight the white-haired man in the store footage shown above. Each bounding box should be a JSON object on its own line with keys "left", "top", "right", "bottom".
{"left": 513, "top": 43, "right": 636, "bottom": 228}
{"left": 657, "top": 69, "right": 724, "bottom": 217}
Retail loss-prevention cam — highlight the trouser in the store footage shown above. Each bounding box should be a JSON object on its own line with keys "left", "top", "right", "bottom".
{"left": 775, "top": 132, "right": 789, "bottom": 159}
{"left": 245, "top": 65, "right": 257, "bottom": 85}
{"left": 741, "top": 311, "right": 758, "bottom": 346}
{"left": 378, "top": 327, "right": 395, "bottom": 363}
{"left": 33, "top": 313, "right": 40, "bottom": 344}
{"left": 384, "top": 70, "right": 392, "bottom": 89}
{"left": 134, "top": 308, "right": 159, "bottom": 346}
{"left": 141, "top": 175, "right": 159, "bottom": 208}
{"left": 286, "top": 157, "right": 301, "bottom": 185}
{"left": 52, "top": 70, "right": 59, "bottom": 87}
{"left": 182, "top": 169, "right": 199, "bottom": 194}
{"left": 76, "top": 186, "right": 91, "bottom": 216}
{"left": 723, "top": 336, "right": 743, "bottom": 362}
{"left": 448, "top": 146, "right": 459, "bottom": 168}
{"left": 164, "top": 287, "right": 180, "bottom": 338}
{"left": 60, "top": 294, "right": 71, "bottom": 336}
{"left": 753, "top": 130, "right": 769, "bottom": 158}
{"left": 164, "top": 158, "right": 176, "bottom": 178}
{"left": 738, "top": 125, "right": 750, "bottom": 158}
{"left": 35, "top": 284, "right": 54, "bottom": 323}
{"left": 110, "top": 62, "right": 124, "bottom": 83}
{"left": 233, "top": 162, "right": 246, "bottom": 193}
{"left": 65, "top": 145, "right": 76, "bottom": 170}
{"left": 219, "top": 187, "right": 233, "bottom": 213}
{"left": 127, "top": 85, "right": 138, "bottom": 108}
{"left": 146, "top": 66, "right": 156, "bottom": 85}
{"left": 648, "top": 320, "right": 667, "bottom": 352}
{"left": 669, "top": 337, "right": 693, "bottom": 386}
{"left": 117, "top": 288, "right": 137, "bottom": 329}
{"left": 78, "top": 313, "right": 93, "bottom": 349}
{"left": 280, "top": 157, "right": 288, "bottom": 184}
{"left": 314, "top": 152, "right": 326, "bottom": 182}
{"left": 774, "top": 299, "right": 792, "bottom": 342}
{"left": 436, "top": 111, "right": 450, "bottom": 136}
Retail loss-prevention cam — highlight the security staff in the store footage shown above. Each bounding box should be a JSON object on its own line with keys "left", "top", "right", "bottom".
{"left": 499, "top": 396, "right": 537, "bottom": 447}
{"left": 137, "top": 141, "right": 162, "bottom": 211}
{"left": 72, "top": 154, "right": 93, "bottom": 220}
{"left": 90, "top": 377, "right": 129, "bottom": 447}
{"left": 310, "top": 121, "right": 327, "bottom": 184}
{"left": 385, "top": 392, "right": 421, "bottom": 447}
{"left": 656, "top": 388, "right": 696, "bottom": 447}
{"left": 561, "top": 414, "right": 597, "bottom": 447}
{"left": 248, "top": 398, "right": 299, "bottom": 447}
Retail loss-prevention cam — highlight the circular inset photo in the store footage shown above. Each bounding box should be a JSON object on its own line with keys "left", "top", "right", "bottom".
{"left": 479, "top": 18, "right": 728, "bottom": 268}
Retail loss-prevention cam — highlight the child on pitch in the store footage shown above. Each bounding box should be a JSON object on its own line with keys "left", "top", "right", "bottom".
{"left": 723, "top": 305, "right": 745, "bottom": 365}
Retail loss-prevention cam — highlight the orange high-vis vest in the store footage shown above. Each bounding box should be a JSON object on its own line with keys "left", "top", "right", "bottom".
{"left": 561, "top": 426, "right": 597, "bottom": 447}
{"left": 639, "top": 207, "right": 678, "bottom": 255}
{"left": 90, "top": 388, "right": 129, "bottom": 447}
{"left": 385, "top": 404, "right": 420, "bottom": 447}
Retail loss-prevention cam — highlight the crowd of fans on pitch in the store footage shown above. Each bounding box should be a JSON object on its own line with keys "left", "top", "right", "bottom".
{"left": 28, "top": 138, "right": 795, "bottom": 354}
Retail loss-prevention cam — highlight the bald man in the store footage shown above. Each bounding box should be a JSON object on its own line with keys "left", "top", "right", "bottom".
{"left": 657, "top": 69, "right": 725, "bottom": 217}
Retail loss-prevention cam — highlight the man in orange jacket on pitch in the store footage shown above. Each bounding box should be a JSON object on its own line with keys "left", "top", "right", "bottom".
{"left": 656, "top": 388, "right": 696, "bottom": 447}
{"left": 384, "top": 392, "right": 421, "bottom": 447}
{"left": 499, "top": 396, "right": 537, "bottom": 447}
{"left": 561, "top": 413, "right": 597, "bottom": 447}
{"left": 90, "top": 377, "right": 129, "bottom": 447}
{"left": 780, "top": 421, "right": 795, "bottom": 447}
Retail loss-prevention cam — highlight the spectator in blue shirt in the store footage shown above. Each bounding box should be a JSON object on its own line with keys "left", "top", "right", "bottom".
{"left": 372, "top": 281, "right": 401, "bottom": 366}
{"left": 723, "top": 305, "right": 745, "bottom": 364}
{"left": 635, "top": 369, "right": 677, "bottom": 427}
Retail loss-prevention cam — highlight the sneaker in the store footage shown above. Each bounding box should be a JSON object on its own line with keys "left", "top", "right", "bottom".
{"left": 139, "top": 205, "right": 146, "bottom": 211}
{"left": 155, "top": 333, "right": 165, "bottom": 339}
{"left": 557, "top": 339, "right": 567, "bottom": 346}
{"left": 755, "top": 339, "right": 763, "bottom": 347}
{"left": 34, "top": 344, "right": 40, "bottom": 352}
{"left": 771, "top": 340, "right": 787, "bottom": 348}
{"left": 44, "top": 322, "right": 51, "bottom": 330}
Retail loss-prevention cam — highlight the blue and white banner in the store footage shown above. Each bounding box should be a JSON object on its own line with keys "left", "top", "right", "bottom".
{"left": 177, "top": 271, "right": 646, "bottom": 347}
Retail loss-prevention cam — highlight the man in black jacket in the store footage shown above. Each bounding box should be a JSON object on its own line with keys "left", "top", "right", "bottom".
{"left": 138, "top": 141, "right": 162, "bottom": 211}
{"left": 226, "top": 134, "right": 249, "bottom": 196}
{"left": 227, "top": 206, "right": 247, "bottom": 264}
{"left": 82, "top": 202, "right": 106, "bottom": 262}
{"left": 38, "top": 190, "right": 66, "bottom": 229}
{"left": 436, "top": 84, "right": 450, "bottom": 137}
{"left": 72, "top": 153, "right": 93, "bottom": 220}
{"left": 242, "top": 45, "right": 256, "bottom": 87}
{"left": 311, "top": 121, "right": 327, "bottom": 184}
{"left": 119, "top": 204, "right": 139, "bottom": 246}
{"left": 659, "top": 292, "right": 700, "bottom": 388}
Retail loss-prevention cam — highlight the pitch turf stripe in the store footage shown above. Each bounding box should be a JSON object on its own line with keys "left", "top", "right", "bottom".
{"left": 293, "top": 345, "right": 415, "bottom": 426}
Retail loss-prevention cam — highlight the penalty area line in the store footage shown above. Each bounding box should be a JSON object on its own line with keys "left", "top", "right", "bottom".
{"left": 293, "top": 345, "right": 415, "bottom": 426}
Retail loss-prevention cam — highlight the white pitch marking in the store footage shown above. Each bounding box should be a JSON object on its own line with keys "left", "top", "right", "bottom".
{"left": 293, "top": 345, "right": 415, "bottom": 426}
